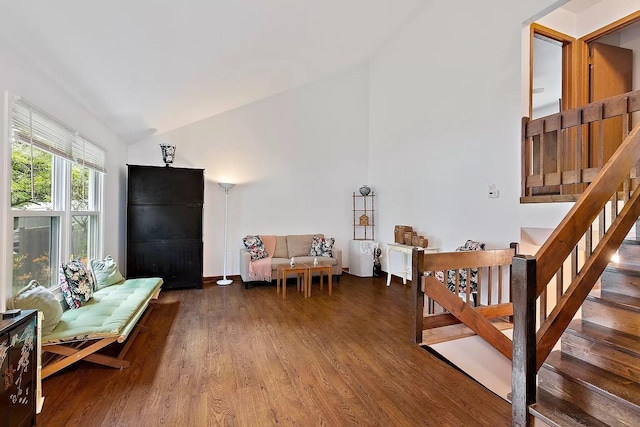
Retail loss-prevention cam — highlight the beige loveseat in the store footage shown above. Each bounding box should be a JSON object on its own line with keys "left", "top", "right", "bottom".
{"left": 240, "top": 234, "right": 342, "bottom": 287}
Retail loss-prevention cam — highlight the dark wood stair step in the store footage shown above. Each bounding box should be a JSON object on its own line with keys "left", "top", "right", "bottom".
{"left": 602, "top": 265, "right": 640, "bottom": 298}
{"left": 530, "top": 389, "right": 609, "bottom": 427}
{"left": 562, "top": 320, "right": 640, "bottom": 381}
{"left": 583, "top": 291, "right": 640, "bottom": 337}
{"left": 539, "top": 352, "right": 640, "bottom": 425}
{"left": 565, "top": 320, "right": 640, "bottom": 355}
{"left": 589, "top": 290, "right": 640, "bottom": 311}
{"left": 613, "top": 237, "right": 640, "bottom": 268}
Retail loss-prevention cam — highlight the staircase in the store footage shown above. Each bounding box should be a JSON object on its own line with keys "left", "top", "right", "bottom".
{"left": 529, "top": 238, "right": 640, "bottom": 426}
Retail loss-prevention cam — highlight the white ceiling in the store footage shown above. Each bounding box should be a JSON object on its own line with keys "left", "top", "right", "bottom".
{"left": 560, "top": 0, "right": 602, "bottom": 14}
{"left": 0, "top": 0, "right": 429, "bottom": 142}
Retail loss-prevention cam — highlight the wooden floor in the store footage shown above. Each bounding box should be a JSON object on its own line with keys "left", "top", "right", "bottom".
{"left": 37, "top": 274, "right": 511, "bottom": 426}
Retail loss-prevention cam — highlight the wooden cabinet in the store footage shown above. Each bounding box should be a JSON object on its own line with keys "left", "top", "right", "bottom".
{"left": 352, "top": 192, "right": 375, "bottom": 240}
{"left": 127, "top": 165, "right": 204, "bottom": 290}
{"left": 1, "top": 309, "right": 37, "bottom": 427}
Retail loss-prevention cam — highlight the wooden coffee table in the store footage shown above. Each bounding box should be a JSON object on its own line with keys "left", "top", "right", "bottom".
{"left": 306, "top": 263, "right": 333, "bottom": 297}
{"left": 277, "top": 264, "right": 309, "bottom": 299}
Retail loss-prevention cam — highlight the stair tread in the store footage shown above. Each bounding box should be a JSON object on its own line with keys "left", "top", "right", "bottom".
{"left": 543, "top": 352, "right": 640, "bottom": 409}
{"left": 605, "top": 263, "right": 640, "bottom": 276}
{"left": 588, "top": 290, "right": 640, "bottom": 312}
{"left": 530, "top": 389, "right": 609, "bottom": 427}
{"left": 566, "top": 319, "right": 640, "bottom": 356}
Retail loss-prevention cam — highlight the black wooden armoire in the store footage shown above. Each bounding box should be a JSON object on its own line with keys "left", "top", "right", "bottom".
{"left": 126, "top": 165, "right": 204, "bottom": 289}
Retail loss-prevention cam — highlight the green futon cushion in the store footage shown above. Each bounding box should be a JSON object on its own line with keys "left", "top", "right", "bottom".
{"left": 43, "top": 277, "right": 162, "bottom": 344}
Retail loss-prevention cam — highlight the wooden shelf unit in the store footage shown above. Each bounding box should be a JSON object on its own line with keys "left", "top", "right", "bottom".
{"left": 352, "top": 192, "right": 375, "bottom": 240}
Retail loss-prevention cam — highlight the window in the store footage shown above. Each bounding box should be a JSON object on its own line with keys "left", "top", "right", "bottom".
{"left": 10, "top": 96, "right": 105, "bottom": 295}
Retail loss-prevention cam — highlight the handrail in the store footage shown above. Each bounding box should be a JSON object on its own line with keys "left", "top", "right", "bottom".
{"left": 535, "top": 123, "right": 640, "bottom": 296}
{"left": 536, "top": 185, "right": 640, "bottom": 367}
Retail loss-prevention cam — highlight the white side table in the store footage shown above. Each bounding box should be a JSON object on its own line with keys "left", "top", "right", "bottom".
{"left": 386, "top": 243, "right": 438, "bottom": 286}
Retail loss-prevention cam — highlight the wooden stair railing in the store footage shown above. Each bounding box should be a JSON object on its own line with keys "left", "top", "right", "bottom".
{"left": 411, "top": 244, "right": 517, "bottom": 358}
{"left": 522, "top": 90, "right": 640, "bottom": 202}
{"left": 512, "top": 114, "right": 640, "bottom": 426}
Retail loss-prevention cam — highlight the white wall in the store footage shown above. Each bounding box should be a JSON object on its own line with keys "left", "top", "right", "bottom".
{"left": 369, "top": 0, "right": 573, "bottom": 275}
{"left": 576, "top": 0, "right": 640, "bottom": 37}
{"left": 537, "top": 0, "right": 640, "bottom": 39}
{"left": 537, "top": 7, "right": 577, "bottom": 36}
{"left": 128, "top": 64, "right": 370, "bottom": 277}
{"left": 0, "top": 38, "right": 127, "bottom": 311}
{"left": 620, "top": 22, "right": 640, "bottom": 91}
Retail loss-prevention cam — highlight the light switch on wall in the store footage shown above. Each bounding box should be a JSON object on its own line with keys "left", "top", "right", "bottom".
{"left": 488, "top": 184, "right": 499, "bottom": 198}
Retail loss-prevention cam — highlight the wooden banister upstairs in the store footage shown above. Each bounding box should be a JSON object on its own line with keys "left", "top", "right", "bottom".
{"left": 522, "top": 90, "right": 640, "bottom": 202}
{"left": 512, "top": 95, "right": 640, "bottom": 426}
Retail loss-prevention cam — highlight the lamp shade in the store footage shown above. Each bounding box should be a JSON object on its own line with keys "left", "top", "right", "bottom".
{"left": 218, "top": 182, "right": 235, "bottom": 190}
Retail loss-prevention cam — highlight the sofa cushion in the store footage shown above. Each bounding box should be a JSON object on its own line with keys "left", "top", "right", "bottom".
{"left": 273, "top": 236, "right": 288, "bottom": 258}
{"left": 309, "top": 235, "right": 335, "bottom": 257}
{"left": 60, "top": 259, "right": 94, "bottom": 309}
{"left": 7, "top": 280, "right": 63, "bottom": 336}
{"left": 243, "top": 235, "right": 268, "bottom": 261}
{"left": 287, "top": 234, "right": 321, "bottom": 258}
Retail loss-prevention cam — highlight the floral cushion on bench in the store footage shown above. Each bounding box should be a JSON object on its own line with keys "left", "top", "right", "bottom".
{"left": 60, "top": 259, "right": 94, "bottom": 309}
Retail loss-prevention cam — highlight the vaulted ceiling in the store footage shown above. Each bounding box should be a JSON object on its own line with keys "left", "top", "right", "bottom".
{"left": 0, "top": 0, "right": 428, "bottom": 142}
{"left": 0, "top": 0, "right": 601, "bottom": 144}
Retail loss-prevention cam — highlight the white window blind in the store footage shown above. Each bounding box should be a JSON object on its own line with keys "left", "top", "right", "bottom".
{"left": 72, "top": 134, "right": 106, "bottom": 173}
{"left": 12, "top": 96, "right": 106, "bottom": 173}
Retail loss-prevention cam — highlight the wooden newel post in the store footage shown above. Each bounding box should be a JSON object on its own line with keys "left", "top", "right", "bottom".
{"left": 410, "top": 248, "right": 425, "bottom": 343}
{"left": 511, "top": 255, "right": 537, "bottom": 427}
{"left": 508, "top": 242, "right": 519, "bottom": 323}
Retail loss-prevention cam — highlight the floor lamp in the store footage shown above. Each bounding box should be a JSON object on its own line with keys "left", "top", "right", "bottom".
{"left": 217, "top": 182, "right": 236, "bottom": 285}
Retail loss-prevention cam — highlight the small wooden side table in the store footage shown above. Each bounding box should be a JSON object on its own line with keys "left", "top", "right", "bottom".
{"left": 306, "top": 263, "right": 333, "bottom": 297}
{"left": 277, "top": 264, "right": 309, "bottom": 299}
{"left": 386, "top": 243, "right": 438, "bottom": 286}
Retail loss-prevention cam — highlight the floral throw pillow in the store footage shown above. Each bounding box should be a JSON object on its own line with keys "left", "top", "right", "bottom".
{"left": 243, "top": 235, "right": 268, "bottom": 261}
{"left": 309, "top": 235, "right": 335, "bottom": 257}
{"left": 437, "top": 240, "right": 485, "bottom": 294}
{"left": 60, "top": 259, "right": 94, "bottom": 309}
